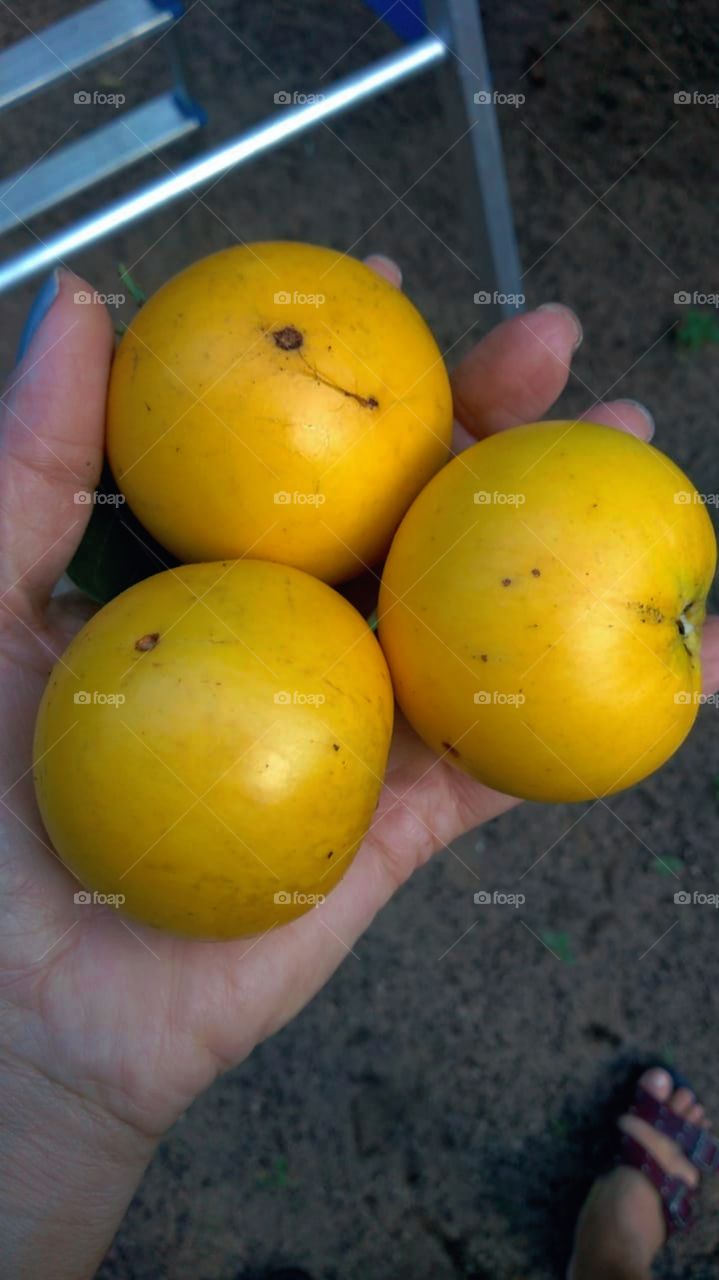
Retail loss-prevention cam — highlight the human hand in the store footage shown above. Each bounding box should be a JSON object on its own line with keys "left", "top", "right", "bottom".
{"left": 1, "top": 264, "right": 717, "bottom": 1277}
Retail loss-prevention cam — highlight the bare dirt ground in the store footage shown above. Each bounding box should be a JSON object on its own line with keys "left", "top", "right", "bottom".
{"left": 2, "top": 1, "right": 719, "bottom": 1276}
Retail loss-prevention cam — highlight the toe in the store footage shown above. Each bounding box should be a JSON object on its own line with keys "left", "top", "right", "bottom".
{"left": 671, "top": 1087, "right": 696, "bottom": 1118}
{"left": 638, "top": 1067, "right": 674, "bottom": 1101}
{"left": 619, "top": 1069, "right": 703, "bottom": 1191}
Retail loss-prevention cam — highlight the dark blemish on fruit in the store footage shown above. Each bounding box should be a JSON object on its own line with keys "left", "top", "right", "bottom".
{"left": 480, "top": 654, "right": 488, "bottom": 662}
{"left": 591, "top": 502, "right": 598, "bottom": 508}
{"left": 628, "top": 601, "right": 664, "bottom": 625}
{"left": 332, "top": 743, "right": 340, "bottom": 751}
{"left": 273, "top": 325, "right": 303, "bottom": 351}
{"left": 502, "top": 578, "right": 512, "bottom": 587}
{"left": 144, "top": 402, "right": 151, "bottom": 412}
{"left": 441, "top": 741, "right": 461, "bottom": 758}
{"left": 531, "top": 568, "right": 541, "bottom": 577}
{"left": 327, "top": 850, "right": 335, "bottom": 859}
{"left": 135, "top": 632, "right": 160, "bottom": 652}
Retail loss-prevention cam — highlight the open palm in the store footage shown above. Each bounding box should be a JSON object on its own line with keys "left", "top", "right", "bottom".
{"left": 2, "top": 266, "right": 717, "bottom": 1150}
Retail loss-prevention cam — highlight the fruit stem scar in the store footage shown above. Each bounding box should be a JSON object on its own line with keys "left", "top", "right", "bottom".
{"left": 272, "top": 325, "right": 303, "bottom": 351}
{"left": 135, "top": 632, "right": 160, "bottom": 651}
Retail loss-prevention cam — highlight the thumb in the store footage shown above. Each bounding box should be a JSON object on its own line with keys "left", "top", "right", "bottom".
{"left": 0, "top": 269, "right": 114, "bottom": 621}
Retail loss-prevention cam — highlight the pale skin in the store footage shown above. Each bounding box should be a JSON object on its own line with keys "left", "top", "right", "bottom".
{"left": 1, "top": 261, "right": 718, "bottom": 1279}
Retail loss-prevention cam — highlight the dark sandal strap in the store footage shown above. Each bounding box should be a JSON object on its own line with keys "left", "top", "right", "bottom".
{"left": 629, "top": 1087, "right": 719, "bottom": 1174}
{"left": 619, "top": 1133, "right": 698, "bottom": 1234}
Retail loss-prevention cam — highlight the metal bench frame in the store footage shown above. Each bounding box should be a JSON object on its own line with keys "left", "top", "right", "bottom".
{"left": 0, "top": 0, "right": 522, "bottom": 320}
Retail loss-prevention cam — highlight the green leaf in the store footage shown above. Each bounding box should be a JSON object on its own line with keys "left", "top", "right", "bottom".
{"left": 653, "top": 855, "right": 684, "bottom": 877}
{"left": 540, "top": 929, "right": 575, "bottom": 964}
{"left": 66, "top": 460, "right": 178, "bottom": 604}
{"left": 675, "top": 309, "right": 719, "bottom": 350}
{"left": 117, "top": 262, "right": 147, "bottom": 307}
{"left": 254, "top": 1155, "right": 294, "bottom": 1191}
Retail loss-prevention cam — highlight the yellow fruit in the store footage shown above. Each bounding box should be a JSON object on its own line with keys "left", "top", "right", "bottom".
{"left": 378, "top": 420, "right": 716, "bottom": 802}
{"left": 106, "top": 242, "right": 452, "bottom": 583}
{"left": 34, "top": 561, "right": 393, "bottom": 938}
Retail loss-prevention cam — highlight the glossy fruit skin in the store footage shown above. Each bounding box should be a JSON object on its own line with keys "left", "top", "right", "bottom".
{"left": 33, "top": 561, "right": 393, "bottom": 938}
{"left": 106, "top": 242, "right": 452, "bottom": 584}
{"left": 378, "top": 420, "right": 717, "bottom": 803}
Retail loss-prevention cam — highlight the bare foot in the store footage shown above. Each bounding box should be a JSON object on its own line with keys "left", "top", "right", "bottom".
{"left": 568, "top": 1067, "right": 709, "bottom": 1280}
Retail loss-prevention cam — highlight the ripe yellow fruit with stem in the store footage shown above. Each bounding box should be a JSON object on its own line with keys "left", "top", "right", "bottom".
{"left": 378, "top": 420, "right": 716, "bottom": 802}
{"left": 107, "top": 242, "right": 453, "bottom": 584}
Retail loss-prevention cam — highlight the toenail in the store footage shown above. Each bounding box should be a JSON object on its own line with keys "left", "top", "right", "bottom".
{"left": 644, "top": 1068, "right": 672, "bottom": 1093}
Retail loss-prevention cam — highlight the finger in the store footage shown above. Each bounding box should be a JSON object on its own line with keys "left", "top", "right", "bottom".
{"left": 0, "top": 270, "right": 113, "bottom": 620}
{"left": 579, "top": 398, "right": 655, "bottom": 441}
{"left": 452, "top": 303, "right": 583, "bottom": 438}
{"left": 701, "top": 615, "right": 719, "bottom": 693}
{"left": 452, "top": 396, "right": 655, "bottom": 456}
{"left": 363, "top": 253, "right": 402, "bottom": 288}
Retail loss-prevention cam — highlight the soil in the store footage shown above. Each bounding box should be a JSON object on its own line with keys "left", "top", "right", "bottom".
{"left": 2, "top": 1, "right": 719, "bottom": 1276}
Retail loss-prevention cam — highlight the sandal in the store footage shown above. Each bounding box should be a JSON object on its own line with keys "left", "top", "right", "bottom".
{"left": 618, "top": 1071, "right": 719, "bottom": 1234}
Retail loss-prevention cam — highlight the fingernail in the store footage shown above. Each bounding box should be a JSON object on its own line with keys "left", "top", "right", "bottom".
{"left": 16, "top": 269, "right": 61, "bottom": 362}
{"left": 365, "top": 254, "right": 402, "bottom": 286}
{"left": 537, "top": 302, "right": 583, "bottom": 351}
{"left": 613, "top": 398, "right": 655, "bottom": 436}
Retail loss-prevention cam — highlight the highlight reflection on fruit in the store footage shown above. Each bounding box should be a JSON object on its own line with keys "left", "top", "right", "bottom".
{"left": 378, "top": 420, "right": 716, "bottom": 802}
